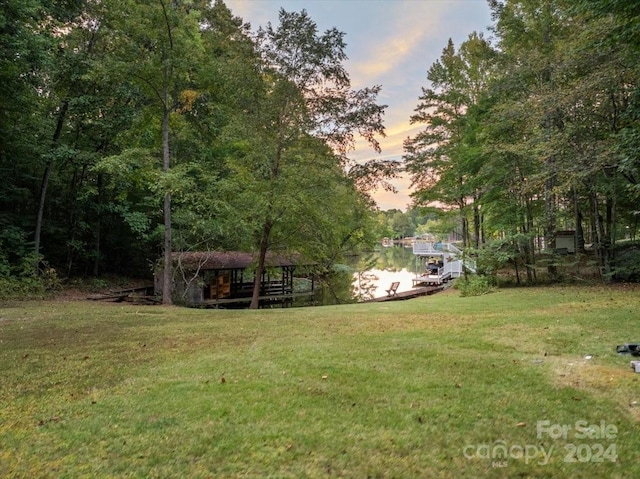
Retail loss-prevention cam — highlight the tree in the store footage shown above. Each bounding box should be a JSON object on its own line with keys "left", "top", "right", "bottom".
{"left": 404, "top": 33, "right": 495, "bottom": 248}
{"left": 484, "top": 0, "right": 640, "bottom": 279}
{"left": 0, "top": 0, "right": 85, "bottom": 273}
{"left": 236, "top": 9, "right": 387, "bottom": 308}
{"left": 489, "top": 0, "right": 573, "bottom": 277}
{"left": 168, "top": 0, "right": 264, "bottom": 253}
{"left": 105, "top": 0, "right": 205, "bottom": 304}
{"left": 563, "top": 0, "right": 640, "bottom": 276}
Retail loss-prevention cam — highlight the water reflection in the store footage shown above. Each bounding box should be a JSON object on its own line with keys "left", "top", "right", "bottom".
{"left": 309, "top": 246, "right": 423, "bottom": 305}
{"left": 351, "top": 246, "right": 421, "bottom": 301}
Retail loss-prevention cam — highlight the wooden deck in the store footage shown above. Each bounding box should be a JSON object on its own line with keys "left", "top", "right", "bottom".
{"left": 412, "top": 274, "right": 441, "bottom": 286}
{"left": 363, "top": 285, "right": 444, "bottom": 303}
{"left": 200, "top": 291, "right": 314, "bottom": 308}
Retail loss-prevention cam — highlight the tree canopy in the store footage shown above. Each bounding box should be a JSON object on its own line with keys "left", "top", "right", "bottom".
{"left": 404, "top": 0, "right": 640, "bottom": 282}
{"left": 3, "top": 0, "right": 640, "bottom": 300}
{"left": 0, "top": 0, "right": 390, "bottom": 302}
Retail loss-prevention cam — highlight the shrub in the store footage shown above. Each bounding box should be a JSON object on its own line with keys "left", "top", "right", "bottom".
{"left": 612, "top": 246, "right": 640, "bottom": 282}
{"left": 0, "top": 255, "right": 60, "bottom": 300}
{"left": 454, "top": 275, "right": 495, "bottom": 297}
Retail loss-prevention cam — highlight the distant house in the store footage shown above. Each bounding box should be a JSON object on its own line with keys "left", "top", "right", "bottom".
{"left": 154, "top": 251, "right": 315, "bottom": 308}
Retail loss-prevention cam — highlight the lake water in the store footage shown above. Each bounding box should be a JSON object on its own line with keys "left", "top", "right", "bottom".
{"left": 306, "top": 246, "right": 426, "bottom": 306}
{"left": 350, "top": 246, "right": 423, "bottom": 301}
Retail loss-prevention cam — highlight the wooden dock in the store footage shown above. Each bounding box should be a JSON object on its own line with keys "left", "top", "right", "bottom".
{"left": 200, "top": 291, "right": 314, "bottom": 308}
{"left": 363, "top": 285, "right": 444, "bottom": 303}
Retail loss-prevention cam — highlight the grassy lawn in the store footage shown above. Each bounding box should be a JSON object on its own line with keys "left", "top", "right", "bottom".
{"left": 1, "top": 285, "right": 639, "bottom": 478}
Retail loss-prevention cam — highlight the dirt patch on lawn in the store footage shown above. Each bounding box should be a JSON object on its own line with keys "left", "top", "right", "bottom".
{"left": 549, "top": 356, "right": 640, "bottom": 421}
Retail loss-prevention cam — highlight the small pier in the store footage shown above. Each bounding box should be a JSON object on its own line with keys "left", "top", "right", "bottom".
{"left": 364, "top": 285, "right": 444, "bottom": 303}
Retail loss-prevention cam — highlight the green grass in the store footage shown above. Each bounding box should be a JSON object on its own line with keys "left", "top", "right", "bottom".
{"left": 1, "top": 285, "right": 640, "bottom": 478}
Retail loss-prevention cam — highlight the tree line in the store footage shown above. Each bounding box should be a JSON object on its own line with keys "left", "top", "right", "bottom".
{"left": 2, "top": 0, "right": 639, "bottom": 302}
{"left": 404, "top": 0, "right": 640, "bottom": 282}
{"left": 0, "top": 0, "right": 396, "bottom": 304}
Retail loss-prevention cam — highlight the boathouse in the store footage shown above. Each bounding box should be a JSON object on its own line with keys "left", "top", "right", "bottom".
{"left": 155, "top": 251, "right": 315, "bottom": 308}
{"left": 411, "top": 241, "right": 476, "bottom": 285}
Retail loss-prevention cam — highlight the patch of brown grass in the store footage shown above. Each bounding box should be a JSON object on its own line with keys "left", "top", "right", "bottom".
{"left": 549, "top": 357, "right": 640, "bottom": 421}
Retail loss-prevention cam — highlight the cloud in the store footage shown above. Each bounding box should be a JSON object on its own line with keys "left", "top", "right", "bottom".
{"left": 223, "top": 0, "right": 493, "bottom": 211}
{"left": 344, "top": 2, "right": 492, "bottom": 211}
{"left": 349, "top": 29, "right": 428, "bottom": 82}
{"left": 346, "top": 3, "right": 444, "bottom": 85}
{"left": 371, "top": 174, "right": 414, "bottom": 211}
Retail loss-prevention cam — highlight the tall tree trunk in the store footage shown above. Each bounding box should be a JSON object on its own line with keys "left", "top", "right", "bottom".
{"left": 162, "top": 96, "right": 173, "bottom": 305}
{"left": 574, "top": 188, "right": 585, "bottom": 253}
{"left": 250, "top": 135, "right": 283, "bottom": 309}
{"left": 525, "top": 196, "right": 536, "bottom": 282}
{"left": 541, "top": 9, "right": 558, "bottom": 280}
{"left": 458, "top": 197, "right": 468, "bottom": 248}
{"left": 591, "top": 190, "right": 607, "bottom": 279}
{"left": 65, "top": 163, "right": 89, "bottom": 276}
{"left": 250, "top": 220, "right": 272, "bottom": 309}
{"left": 520, "top": 213, "right": 531, "bottom": 284}
{"left": 513, "top": 241, "right": 521, "bottom": 285}
{"left": 93, "top": 174, "right": 103, "bottom": 276}
{"left": 589, "top": 190, "right": 597, "bottom": 255}
{"left": 473, "top": 198, "right": 481, "bottom": 249}
{"left": 544, "top": 155, "right": 557, "bottom": 278}
{"left": 34, "top": 100, "right": 69, "bottom": 271}
{"left": 603, "top": 193, "right": 615, "bottom": 280}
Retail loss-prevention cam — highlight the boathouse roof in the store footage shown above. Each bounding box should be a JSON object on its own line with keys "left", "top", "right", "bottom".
{"left": 171, "top": 251, "right": 307, "bottom": 271}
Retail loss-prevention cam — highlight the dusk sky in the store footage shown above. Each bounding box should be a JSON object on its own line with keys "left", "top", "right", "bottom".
{"left": 225, "top": 0, "right": 493, "bottom": 211}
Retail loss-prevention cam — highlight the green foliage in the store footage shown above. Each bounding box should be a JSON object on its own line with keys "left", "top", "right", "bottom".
{"left": 0, "top": 225, "right": 59, "bottom": 298}
{"left": 403, "top": 0, "right": 640, "bottom": 281}
{"left": 453, "top": 275, "right": 495, "bottom": 297}
{"left": 0, "top": 265, "right": 61, "bottom": 300}
{"left": 215, "top": 8, "right": 389, "bottom": 307}
{"left": 4, "top": 0, "right": 638, "bottom": 289}
{"left": 418, "top": 215, "right": 459, "bottom": 242}
{"left": 474, "top": 234, "right": 531, "bottom": 276}
{"left": 404, "top": 32, "right": 495, "bottom": 247}
{"left": 612, "top": 244, "right": 640, "bottom": 282}
{"left": 375, "top": 208, "right": 434, "bottom": 240}
{"left": 0, "top": 238, "right": 60, "bottom": 300}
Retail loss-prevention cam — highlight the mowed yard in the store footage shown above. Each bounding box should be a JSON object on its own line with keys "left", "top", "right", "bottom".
{"left": 1, "top": 285, "right": 639, "bottom": 478}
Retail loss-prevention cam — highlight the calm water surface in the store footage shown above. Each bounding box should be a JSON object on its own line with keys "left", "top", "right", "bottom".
{"left": 350, "top": 246, "right": 423, "bottom": 301}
